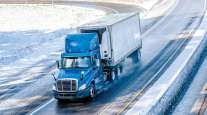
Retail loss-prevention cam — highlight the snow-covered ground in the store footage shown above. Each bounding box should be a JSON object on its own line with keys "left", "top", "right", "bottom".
{"left": 0, "top": 4, "right": 105, "bottom": 99}
{"left": 0, "top": 4, "right": 105, "bottom": 31}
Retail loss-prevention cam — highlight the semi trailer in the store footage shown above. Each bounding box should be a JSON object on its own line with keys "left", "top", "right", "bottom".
{"left": 52, "top": 12, "right": 142, "bottom": 100}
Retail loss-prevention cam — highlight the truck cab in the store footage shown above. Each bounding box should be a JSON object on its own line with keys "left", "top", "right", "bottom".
{"left": 53, "top": 33, "right": 105, "bottom": 100}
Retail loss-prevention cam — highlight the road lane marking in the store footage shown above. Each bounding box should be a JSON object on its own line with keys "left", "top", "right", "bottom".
{"left": 29, "top": 98, "right": 54, "bottom": 115}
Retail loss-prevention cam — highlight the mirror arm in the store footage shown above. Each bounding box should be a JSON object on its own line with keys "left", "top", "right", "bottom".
{"left": 56, "top": 60, "right": 61, "bottom": 69}
{"left": 52, "top": 73, "right": 57, "bottom": 81}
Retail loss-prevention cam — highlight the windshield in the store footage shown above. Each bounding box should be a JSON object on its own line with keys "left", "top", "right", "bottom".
{"left": 62, "top": 57, "right": 93, "bottom": 68}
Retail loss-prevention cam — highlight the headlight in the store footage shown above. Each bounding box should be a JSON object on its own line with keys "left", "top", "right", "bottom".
{"left": 79, "top": 84, "right": 86, "bottom": 91}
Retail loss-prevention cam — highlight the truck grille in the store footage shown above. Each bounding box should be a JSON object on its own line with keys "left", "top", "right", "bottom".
{"left": 56, "top": 79, "right": 77, "bottom": 92}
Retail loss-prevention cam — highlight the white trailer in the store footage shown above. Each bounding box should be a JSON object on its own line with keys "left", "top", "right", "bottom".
{"left": 79, "top": 12, "right": 142, "bottom": 67}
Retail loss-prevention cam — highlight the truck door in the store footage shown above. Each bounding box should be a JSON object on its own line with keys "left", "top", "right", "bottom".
{"left": 92, "top": 56, "right": 105, "bottom": 91}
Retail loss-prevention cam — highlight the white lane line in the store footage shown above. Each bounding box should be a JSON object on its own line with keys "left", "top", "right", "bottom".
{"left": 29, "top": 98, "right": 55, "bottom": 115}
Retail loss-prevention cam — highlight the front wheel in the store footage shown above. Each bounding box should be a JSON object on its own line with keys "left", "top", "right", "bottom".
{"left": 56, "top": 98, "right": 67, "bottom": 104}
{"left": 88, "top": 84, "right": 96, "bottom": 100}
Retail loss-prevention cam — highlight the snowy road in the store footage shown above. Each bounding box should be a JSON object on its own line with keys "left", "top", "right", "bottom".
{"left": 168, "top": 9, "right": 207, "bottom": 114}
{"left": 29, "top": 0, "right": 206, "bottom": 115}
{"left": 0, "top": 0, "right": 206, "bottom": 114}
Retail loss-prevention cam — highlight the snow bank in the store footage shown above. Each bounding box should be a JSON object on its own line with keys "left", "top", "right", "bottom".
{"left": 0, "top": 4, "right": 105, "bottom": 32}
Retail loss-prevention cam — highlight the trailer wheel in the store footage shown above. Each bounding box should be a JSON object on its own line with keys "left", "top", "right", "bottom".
{"left": 117, "top": 67, "right": 121, "bottom": 76}
{"left": 131, "top": 49, "right": 141, "bottom": 63}
{"left": 120, "top": 66, "right": 123, "bottom": 73}
{"left": 110, "top": 70, "right": 117, "bottom": 81}
{"left": 137, "top": 49, "right": 141, "bottom": 61}
{"left": 103, "top": 72, "right": 108, "bottom": 81}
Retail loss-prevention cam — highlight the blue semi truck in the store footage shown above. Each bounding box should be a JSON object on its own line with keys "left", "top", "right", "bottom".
{"left": 52, "top": 12, "right": 142, "bottom": 100}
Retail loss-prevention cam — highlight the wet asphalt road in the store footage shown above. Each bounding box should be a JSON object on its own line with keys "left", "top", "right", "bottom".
{"left": 30, "top": 0, "right": 206, "bottom": 115}
{"left": 0, "top": 0, "right": 206, "bottom": 114}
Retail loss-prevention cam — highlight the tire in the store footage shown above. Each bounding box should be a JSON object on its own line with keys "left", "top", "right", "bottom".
{"left": 120, "top": 66, "right": 123, "bottom": 73}
{"left": 110, "top": 70, "right": 117, "bottom": 82}
{"left": 57, "top": 98, "right": 66, "bottom": 103}
{"left": 117, "top": 67, "right": 121, "bottom": 76}
{"left": 137, "top": 49, "right": 141, "bottom": 62}
{"left": 103, "top": 72, "right": 108, "bottom": 81}
{"left": 131, "top": 49, "right": 141, "bottom": 63}
{"left": 88, "top": 84, "right": 96, "bottom": 100}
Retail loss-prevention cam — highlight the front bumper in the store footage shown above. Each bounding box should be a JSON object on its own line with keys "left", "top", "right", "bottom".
{"left": 53, "top": 88, "right": 90, "bottom": 100}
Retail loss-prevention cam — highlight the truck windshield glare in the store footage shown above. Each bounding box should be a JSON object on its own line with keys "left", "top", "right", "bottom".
{"left": 62, "top": 57, "right": 92, "bottom": 68}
